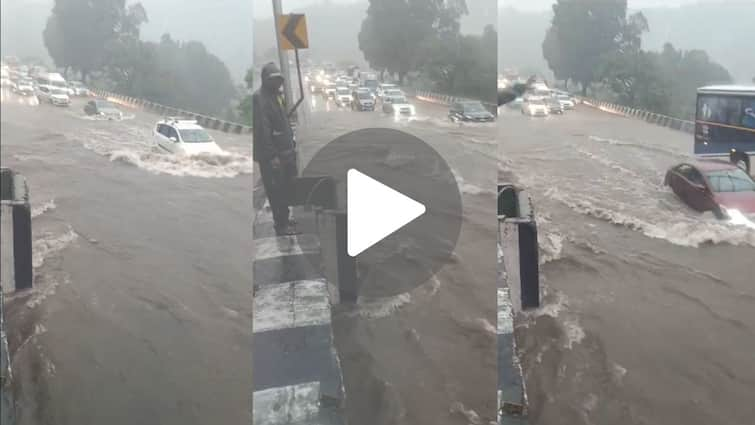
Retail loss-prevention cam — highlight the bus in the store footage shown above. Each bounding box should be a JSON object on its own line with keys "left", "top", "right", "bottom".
{"left": 695, "top": 85, "right": 755, "bottom": 173}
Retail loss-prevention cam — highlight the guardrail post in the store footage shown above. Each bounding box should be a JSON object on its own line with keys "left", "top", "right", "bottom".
{"left": 498, "top": 185, "right": 540, "bottom": 312}
{"left": 1, "top": 168, "right": 33, "bottom": 291}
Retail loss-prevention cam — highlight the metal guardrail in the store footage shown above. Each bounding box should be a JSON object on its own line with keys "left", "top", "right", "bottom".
{"left": 90, "top": 89, "right": 254, "bottom": 135}
{"left": 581, "top": 99, "right": 695, "bottom": 134}
{"left": 409, "top": 89, "right": 498, "bottom": 113}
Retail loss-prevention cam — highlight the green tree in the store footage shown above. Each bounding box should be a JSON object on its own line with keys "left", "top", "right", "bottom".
{"left": 43, "top": 0, "right": 145, "bottom": 81}
{"left": 543, "top": 0, "right": 645, "bottom": 96}
{"left": 237, "top": 68, "right": 255, "bottom": 125}
{"left": 358, "top": 0, "right": 468, "bottom": 84}
{"left": 599, "top": 42, "right": 731, "bottom": 119}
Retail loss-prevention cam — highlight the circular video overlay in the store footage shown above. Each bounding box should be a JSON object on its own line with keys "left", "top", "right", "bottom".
{"left": 301, "top": 128, "right": 462, "bottom": 298}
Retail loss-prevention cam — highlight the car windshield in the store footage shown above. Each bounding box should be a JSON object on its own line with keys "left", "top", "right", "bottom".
{"left": 706, "top": 169, "right": 755, "bottom": 192}
{"left": 391, "top": 96, "right": 408, "bottom": 104}
{"left": 179, "top": 129, "right": 213, "bottom": 143}
{"left": 357, "top": 92, "right": 372, "bottom": 99}
{"left": 529, "top": 100, "right": 545, "bottom": 106}
{"left": 364, "top": 80, "right": 378, "bottom": 88}
{"left": 337, "top": 88, "right": 350, "bottom": 95}
{"left": 558, "top": 95, "right": 571, "bottom": 100}
{"left": 96, "top": 101, "right": 115, "bottom": 109}
{"left": 51, "top": 88, "right": 67, "bottom": 95}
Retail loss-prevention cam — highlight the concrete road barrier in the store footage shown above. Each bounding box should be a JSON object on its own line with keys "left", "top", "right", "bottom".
{"left": 252, "top": 199, "right": 346, "bottom": 425}
{"left": 497, "top": 184, "right": 533, "bottom": 422}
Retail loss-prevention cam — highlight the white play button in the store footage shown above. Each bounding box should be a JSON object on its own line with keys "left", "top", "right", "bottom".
{"left": 347, "top": 168, "right": 426, "bottom": 257}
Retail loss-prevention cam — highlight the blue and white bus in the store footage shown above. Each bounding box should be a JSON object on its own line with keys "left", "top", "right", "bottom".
{"left": 695, "top": 85, "right": 755, "bottom": 173}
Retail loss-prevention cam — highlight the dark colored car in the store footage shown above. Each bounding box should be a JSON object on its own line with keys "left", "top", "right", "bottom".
{"left": 449, "top": 101, "right": 495, "bottom": 122}
{"left": 352, "top": 90, "right": 375, "bottom": 111}
{"left": 664, "top": 160, "right": 755, "bottom": 219}
{"left": 84, "top": 99, "right": 123, "bottom": 119}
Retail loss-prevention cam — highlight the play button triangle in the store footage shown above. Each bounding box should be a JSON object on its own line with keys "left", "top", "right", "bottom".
{"left": 347, "top": 168, "right": 426, "bottom": 257}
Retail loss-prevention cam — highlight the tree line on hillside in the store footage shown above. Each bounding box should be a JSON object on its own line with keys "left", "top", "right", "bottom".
{"left": 357, "top": 0, "right": 496, "bottom": 103}
{"left": 43, "top": 0, "right": 238, "bottom": 118}
{"left": 542, "top": 0, "right": 732, "bottom": 120}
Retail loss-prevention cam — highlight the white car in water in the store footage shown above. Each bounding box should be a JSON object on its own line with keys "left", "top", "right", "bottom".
{"left": 154, "top": 118, "right": 223, "bottom": 155}
{"left": 334, "top": 86, "right": 352, "bottom": 107}
{"left": 37, "top": 86, "right": 71, "bottom": 106}
{"left": 382, "top": 94, "right": 416, "bottom": 116}
{"left": 522, "top": 97, "right": 549, "bottom": 117}
{"left": 556, "top": 94, "right": 576, "bottom": 110}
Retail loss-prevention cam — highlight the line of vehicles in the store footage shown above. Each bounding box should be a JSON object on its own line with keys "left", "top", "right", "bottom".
{"left": 4, "top": 59, "right": 222, "bottom": 157}
{"left": 1, "top": 63, "right": 92, "bottom": 107}
{"left": 305, "top": 67, "right": 494, "bottom": 122}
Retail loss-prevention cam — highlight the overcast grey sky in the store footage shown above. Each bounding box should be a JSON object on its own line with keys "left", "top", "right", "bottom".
{"left": 255, "top": 0, "right": 362, "bottom": 18}
{"left": 500, "top": 0, "right": 732, "bottom": 12}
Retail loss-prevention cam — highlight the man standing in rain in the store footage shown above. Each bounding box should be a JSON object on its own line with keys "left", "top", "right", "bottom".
{"left": 253, "top": 62, "right": 299, "bottom": 236}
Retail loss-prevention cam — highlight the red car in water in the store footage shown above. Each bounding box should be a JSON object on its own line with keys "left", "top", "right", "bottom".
{"left": 664, "top": 160, "right": 755, "bottom": 219}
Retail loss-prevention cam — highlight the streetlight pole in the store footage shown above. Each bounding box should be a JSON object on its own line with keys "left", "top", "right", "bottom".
{"left": 272, "top": 0, "right": 296, "bottom": 123}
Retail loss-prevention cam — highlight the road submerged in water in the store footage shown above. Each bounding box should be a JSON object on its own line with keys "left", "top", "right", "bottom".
{"left": 499, "top": 104, "right": 755, "bottom": 425}
{"left": 1, "top": 90, "right": 253, "bottom": 425}
{"left": 254, "top": 94, "right": 500, "bottom": 425}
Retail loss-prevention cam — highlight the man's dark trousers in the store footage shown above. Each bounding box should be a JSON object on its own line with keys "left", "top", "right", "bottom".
{"left": 258, "top": 154, "right": 298, "bottom": 231}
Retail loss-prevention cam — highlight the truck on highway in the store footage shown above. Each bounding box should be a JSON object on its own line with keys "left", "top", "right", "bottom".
{"left": 359, "top": 72, "right": 379, "bottom": 98}
{"left": 695, "top": 85, "right": 755, "bottom": 174}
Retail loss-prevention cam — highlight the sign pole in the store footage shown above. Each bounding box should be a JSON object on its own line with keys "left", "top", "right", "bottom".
{"left": 272, "top": 0, "right": 296, "bottom": 123}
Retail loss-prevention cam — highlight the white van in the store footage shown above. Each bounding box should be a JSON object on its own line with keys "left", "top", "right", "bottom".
{"left": 35, "top": 73, "right": 71, "bottom": 106}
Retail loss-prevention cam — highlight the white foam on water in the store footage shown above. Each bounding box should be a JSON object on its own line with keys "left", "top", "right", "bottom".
{"left": 449, "top": 401, "right": 482, "bottom": 425}
{"left": 32, "top": 228, "right": 78, "bottom": 269}
{"left": 25, "top": 277, "right": 69, "bottom": 309}
{"left": 351, "top": 292, "right": 413, "bottom": 319}
{"left": 452, "top": 169, "right": 495, "bottom": 196}
{"left": 82, "top": 128, "right": 252, "bottom": 178}
{"left": 31, "top": 199, "right": 56, "bottom": 218}
{"left": 539, "top": 229, "right": 565, "bottom": 265}
{"left": 563, "top": 316, "right": 586, "bottom": 349}
{"left": 611, "top": 363, "right": 628, "bottom": 385}
{"left": 545, "top": 187, "right": 755, "bottom": 248}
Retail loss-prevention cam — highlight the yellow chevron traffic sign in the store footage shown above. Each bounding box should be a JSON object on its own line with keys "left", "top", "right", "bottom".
{"left": 277, "top": 14, "right": 308, "bottom": 50}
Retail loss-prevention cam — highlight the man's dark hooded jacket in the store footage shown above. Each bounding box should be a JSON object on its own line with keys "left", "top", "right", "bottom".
{"left": 252, "top": 63, "right": 295, "bottom": 163}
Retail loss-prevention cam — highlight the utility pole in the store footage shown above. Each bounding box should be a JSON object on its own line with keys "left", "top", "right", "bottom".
{"left": 272, "top": 0, "right": 296, "bottom": 123}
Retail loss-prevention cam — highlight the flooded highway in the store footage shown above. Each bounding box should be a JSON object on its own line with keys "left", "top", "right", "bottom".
{"left": 499, "top": 104, "right": 755, "bottom": 425}
{"left": 257, "top": 92, "right": 499, "bottom": 425}
{"left": 1, "top": 89, "right": 253, "bottom": 425}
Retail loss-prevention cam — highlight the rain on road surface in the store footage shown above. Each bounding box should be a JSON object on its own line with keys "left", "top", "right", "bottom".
{"left": 499, "top": 104, "right": 755, "bottom": 425}
{"left": 1, "top": 89, "right": 253, "bottom": 425}
{"left": 256, "top": 89, "right": 500, "bottom": 425}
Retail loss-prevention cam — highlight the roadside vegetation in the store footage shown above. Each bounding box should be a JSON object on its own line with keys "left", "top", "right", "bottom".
{"left": 358, "top": 0, "right": 496, "bottom": 104}
{"left": 542, "top": 0, "right": 732, "bottom": 120}
{"left": 42, "top": 0, "right": 240, "bottom": 120}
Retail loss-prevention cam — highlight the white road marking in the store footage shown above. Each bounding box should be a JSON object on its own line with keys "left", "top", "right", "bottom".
{"left": 253, "top": 382, "right": 321, "bottom": 424}
{"left": 254, "top": 279, "right": 331, "bottom": 333}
